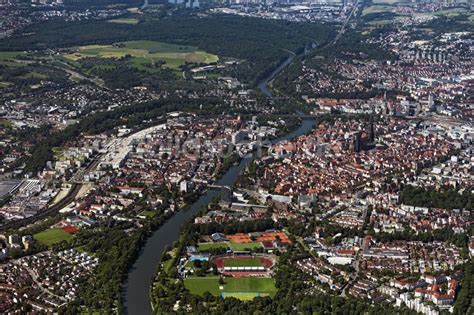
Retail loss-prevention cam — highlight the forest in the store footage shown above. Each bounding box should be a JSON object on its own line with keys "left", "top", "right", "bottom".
{"left": 400, "top": 185, "right": 473, "bottom": 210}
{"left": 0, "top": 14, "right": 335, "bottom": 85}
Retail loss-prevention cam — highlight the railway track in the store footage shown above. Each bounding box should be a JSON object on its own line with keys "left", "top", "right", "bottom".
{"left": 0, "top": 183, "right": 81, "bottom": 232}
{"left": 0, "top": 154, "right": 101, "bottom": 232}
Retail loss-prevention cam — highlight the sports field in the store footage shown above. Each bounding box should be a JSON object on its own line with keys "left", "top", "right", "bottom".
{"left": 33, "top": 228, "right": 73, "bottom": 246}
{"left": 184, "top": 276, "right": 277, "bottom": 299}
{"left": 184, "top": 277, "right": 221, "bottom": 295}
{"left": 197, "top": 242, "right": 229, "bottom": 252}
{"left": 63, "top": 40, "right": 218, "bottom": 70}
{"left": 224, "top": 277, "right": 276, "bottom": 294}
{"left": 223, "top": 258, "right": 263, "bottom": 267}
{"left": 228, "top": 242, "right": 263, "bottom": 251}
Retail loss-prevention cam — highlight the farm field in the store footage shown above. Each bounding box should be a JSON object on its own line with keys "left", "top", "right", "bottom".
{"left": 184, "top": 276, "right": 277, "bottom": 299}
{"left": 0, "top": 61, "right": 24, "bottom": 68}
{"left": 63, "top": 40, "right": 219, "bottom": 70}
{"left": 0, "top": 51, "right": 26, "bottom": 59}
{"left": 0, "top": 52, "right": 28, "bottom": 70}
{"left": 33, "top": 228, "right": 73, "bottom": 246}
{"left": 223, "top": 258, "right": 263, "bottom": 267}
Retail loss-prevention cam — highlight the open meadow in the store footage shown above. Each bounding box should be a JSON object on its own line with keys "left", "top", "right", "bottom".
{"left": 63, "top": 40, "right": 218, "bottom": 71}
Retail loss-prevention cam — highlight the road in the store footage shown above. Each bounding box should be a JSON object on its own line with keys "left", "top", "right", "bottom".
{"left": 46, "top": 51, "right": 107, "bottom": 89}
{"left": 330, "top": 0, "right": 361, "bottom": 46}
{"left": 340, "top": 250, "right": 362, "bottom": 297}
{"left": 56, "top": 60, "right": 107, "bottom": 89}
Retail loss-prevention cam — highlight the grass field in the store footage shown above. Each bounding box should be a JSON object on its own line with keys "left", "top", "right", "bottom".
{"left": 139, "top": 210, "right": 156, "bottom": 218}
{"left": 184, "top": 277, "right": 221, "bottom": 295}
{"left": 0, "top": 51, "right": 25, "bottom": 59}
{"left": 368, "top": 20, "right": 393, "bottom": 26}
{"left": 184, "top": 276, "right": 277, "bottom": 299}
{"left": 224, "top": 258, "right": 263, "bottom": 267}
{"left": 198, "top": 242, "right": 229, "bottom": 252}
{"left": 63, "top": 40, "right": 218, "bottom": 70}
{"left": 19, "top": 72, "right": 47, "bottom": 80}
{"left": 0, "top": 60, "right": 24, "bottom": 68}
{"left": 33, "top": 228, "right": 73, "bottom": 246}
{"left": 228, "top": 242, "right": 263, "bottom": 251}
{"left": 52, "top": 147, "right": 65, "bottom": 160}
{"left": 362, "top": 5, "right": 394, "bottom": 15}
{"left": 224, "top": 277, "right": 276, "bottom": 295}
{"left": 107, "top": 18, "right": 139, "bottom": 25}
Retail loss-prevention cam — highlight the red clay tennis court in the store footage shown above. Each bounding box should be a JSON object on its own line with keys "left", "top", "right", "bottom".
{"left": 225, "top": 231, "right": 291, "bottom": 244}
{"left": 62, "top": 225, "right": 79, "bottom": 234}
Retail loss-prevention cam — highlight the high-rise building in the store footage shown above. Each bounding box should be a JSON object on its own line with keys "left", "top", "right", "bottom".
{"left": 428, "top": 94, "right": 436, "bottom": 112}
{"left": 353, "top": 131, "right": 361, "bottom": 153}
{"left": 368, "top": 117, "right": 375, "bottom": 143}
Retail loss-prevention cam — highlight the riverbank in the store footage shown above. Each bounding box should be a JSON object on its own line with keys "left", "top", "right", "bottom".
{"left": 121, "top": 113, "right": 315, "bottom": 314}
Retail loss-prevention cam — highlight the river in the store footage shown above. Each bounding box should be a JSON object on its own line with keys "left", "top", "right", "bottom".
{"left": 257, "top": 55, "right": 295, "bottom": 99}
{"left": 122, "top": 51, "right": 315, "bottom": 314}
